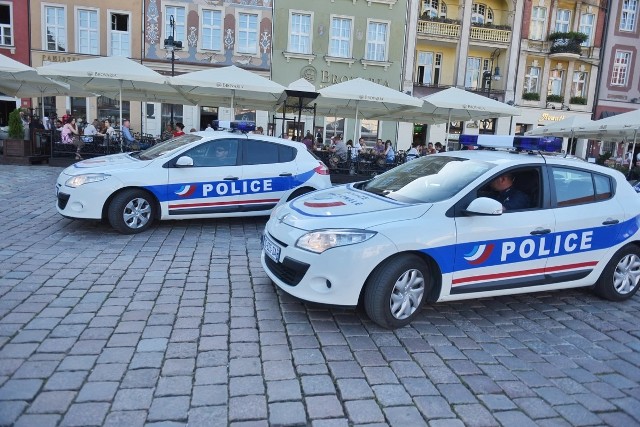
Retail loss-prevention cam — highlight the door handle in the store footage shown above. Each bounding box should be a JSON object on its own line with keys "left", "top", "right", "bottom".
{"left": 602, "top": 219, "right": 619, "bottom": 225}
{"left": 530, "top": 228, "right": 551, "bottom": 235}
{"left": 224, "top": 176, "right": 239, "bottom": 181}
{"left": 279, "top": 173, "right": 293, "bottom": 177}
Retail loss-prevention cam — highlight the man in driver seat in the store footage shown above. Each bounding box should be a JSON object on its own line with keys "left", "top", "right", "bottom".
{"left": 489, "top": 173, "right": 530, "bottom": 211}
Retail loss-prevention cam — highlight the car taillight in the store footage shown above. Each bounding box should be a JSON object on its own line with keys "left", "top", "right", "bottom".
{"left": 314, "top": 162, "right": 330, "bottom": 175}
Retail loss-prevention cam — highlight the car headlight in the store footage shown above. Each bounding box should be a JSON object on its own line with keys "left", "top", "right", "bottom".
{"left": 296, "top": 229, "right": 377, "bottom": 254}
{"left": 65, "top": 173, "right": 110, "bottom": 188}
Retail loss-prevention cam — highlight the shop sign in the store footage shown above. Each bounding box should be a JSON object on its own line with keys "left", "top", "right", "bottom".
{"left": 40, "top": 54, "right": 82, "bottom": 65}
{"left": 539, "top": 112, "right": 566, "bottom": 122}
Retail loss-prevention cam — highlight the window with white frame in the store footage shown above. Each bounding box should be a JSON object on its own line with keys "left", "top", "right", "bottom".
{"left": 421, "top": 0, "right": 447, "bottom": 18}
{"left": 0, "top": 4, "right": 12, "bottom": 46}
{"left": 579, "top": 14, "right": 594, "bottom": 46}
{"left": 471, "top": 3, "right": 493, "bottom": 24}
{"left": 165, "top": 6, "right": 185, "bottom": 45}
{"left": 571, "top": 71, "right": 587, "bottom": 97}
{"left": 110, "top": 13, "right": 130, "bottom": 57}
{"left": 611, "top": 51, "right": 631, "bottom": 86}
{"left": 289, "top": 12, "right": 311, "bottom": 54}
{"left": 77, "top": 9, "right": 98, "bottom": 54}
{"left": 530, "top": 7, "right": 546, "bottom": 40}
{"left": 555, "top": 9, "right": 571, "bottom": 32}
{"left": 465, "top": 57, "right": 482, "bottom": 89}
{"left": 365, "top": 21, "right": 388, "bottom": 61}
{"left": 621, "top": 0, "right": 637, "bottom": 31}
{"left": 548, "top": 69, "right": 564, "bottom": 96}
{"left": 416, "top": 52, "right": 433, "bottom": 85}
{"left": 524, "top": 66, "right": 540, "bottom": 93}
{"left": 44, "top": 5, "right": 66, "bottom": 51}
{"left": 329, "top": 16, "right": 352, "bottom": 58}
{"left": 237, "top": 12, "right": 258, "bottom": 54}
{"left": 202, "top": 9, "right": 222, "bottom": 51}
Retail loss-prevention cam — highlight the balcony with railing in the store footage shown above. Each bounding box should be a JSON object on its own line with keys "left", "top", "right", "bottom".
{"left": 417, "top": 17, "right": 511, "bottom": 45}
{"left": 470, "top": 25, "right": 511, "bottom": 44}
{"left": 417, "top": 18, "right": 460, "bottom": 39}
{"left": 548, "top": 32, "right": 587, "bottom": 60}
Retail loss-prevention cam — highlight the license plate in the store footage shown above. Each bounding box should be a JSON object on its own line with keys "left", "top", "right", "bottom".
{"left": 262, "top": 234, "right": 281, "bottom": 262}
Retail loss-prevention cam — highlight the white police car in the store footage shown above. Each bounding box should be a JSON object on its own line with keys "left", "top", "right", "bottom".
{"left": 56, "top": 122, "right": 331, "bottom": 234}
{"left": 262, "top": 135, "right": 640, "bottom": 329}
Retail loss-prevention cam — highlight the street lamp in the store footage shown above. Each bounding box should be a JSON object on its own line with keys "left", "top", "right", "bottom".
{"left": 164, "top": 15, "right": 182, "bottom": 127}
{"left": 482, "top": 66, "right": 501, "bottom": 98}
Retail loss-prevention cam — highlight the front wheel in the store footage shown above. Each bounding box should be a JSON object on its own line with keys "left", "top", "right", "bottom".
{"left": 594, "top": 244, "right": 640, "bottom": 301}
{"left": 364, "top": 254, "right": 430, "bottom": 329}
{"left": 107, "top": 189, "right": 156, "bottom": 234}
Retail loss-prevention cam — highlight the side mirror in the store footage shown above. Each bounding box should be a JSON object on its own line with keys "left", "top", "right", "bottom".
{"left": 464, "top": 197, "right": 503, "bottom": 216}
{"left": 175, "top": 156, "right": 193, "bottom": 167}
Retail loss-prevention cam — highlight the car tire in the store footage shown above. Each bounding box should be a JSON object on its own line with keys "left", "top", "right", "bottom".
{"left": 364, "top": 254, "right": 430, "bottom": 329}
{"left": 594, "top": 244, "right": 640, "bottom": 301}
{"left": 108, "top": 189, "right": 156, "bottom": 234}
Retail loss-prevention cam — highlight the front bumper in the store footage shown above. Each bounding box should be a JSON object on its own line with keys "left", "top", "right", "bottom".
{"left": 55, "top": 174, "right": 119, "bottom": 220}
{"left": 261, "top": 221, "right": 397, "bottom": 306}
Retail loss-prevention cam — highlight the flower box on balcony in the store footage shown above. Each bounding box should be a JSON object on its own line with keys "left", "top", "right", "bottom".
{"left": 522, "top": 92, "right": 540, "bottom": 101}
{"left": 570, "top": 96, "right": 587, "bottom": 105}
{"left": 546, "top": 94, "right": 563, "bottom": 103}
{"left": 548, "top": 32, "right": 587, "bottom": 57}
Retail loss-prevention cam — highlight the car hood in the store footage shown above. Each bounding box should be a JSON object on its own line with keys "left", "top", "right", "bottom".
{"left": 62, "top": 153, "right": 152, "bottom": 175}
{"left": 276, "top": 184, "right": 431, "bottom": 230}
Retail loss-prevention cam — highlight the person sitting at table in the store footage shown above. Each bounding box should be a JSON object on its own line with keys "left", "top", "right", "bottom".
{"left": 84, "top": 119, "right": 100, "bottom": 136}
{"left": 384, "top": 140, "right": 396, "bottom": 164}
{"left": 122, "top": 119, "right": 139, "bottom": 148}
{"left": 374, "top": 139, "right": 385, "bottom": 156}
{"left": 329, "top": 134, "right": 348, "bottom": 162}
{"left": 173, "top": 122, "right": 186, "bottom": 137}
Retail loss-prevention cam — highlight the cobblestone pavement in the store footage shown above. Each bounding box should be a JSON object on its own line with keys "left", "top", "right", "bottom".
{"left": 1, "top": 164, "right": 640, "bottom": 427}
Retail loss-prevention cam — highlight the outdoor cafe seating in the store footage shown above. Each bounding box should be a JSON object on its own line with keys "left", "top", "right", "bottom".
{"left": 314, "top": 147, "right": 406, "bottom": 178}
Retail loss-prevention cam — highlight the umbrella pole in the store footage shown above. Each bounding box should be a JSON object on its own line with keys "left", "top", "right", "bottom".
{"left": 119, "top": 80, "right": 123, "bottom": 152}
{"left": 354, "top": 102, "right": 359, "bottom": 143}
{"left": 630, "top": 129, "right": 638, "bottom": 172}
{"left": 231, "top": 90, "right": 235, "bottom": 120}
{"left": 445, "top": 110, "right": 452, "bottom": 146}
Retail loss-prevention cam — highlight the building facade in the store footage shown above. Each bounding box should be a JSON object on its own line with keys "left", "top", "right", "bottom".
{"left": 0, "top": 0, "right": 30, "bottom": 124}
{"left": 271, "top": 0, "right": 409, "bottom": 144}
{"left": 29, "top": 0, "right": 145, "bottom": 129}
{"left": 593, "top": 0, "right": 639, "bottom": 118}
{"left": 142, "top": 0, "right": 274, "bottom": 136}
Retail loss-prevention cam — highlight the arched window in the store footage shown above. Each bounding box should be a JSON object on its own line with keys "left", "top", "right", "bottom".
{"left": 471, "top": 3, "right": 493, "bottom": 24}
{"left": 422, "top": 0, "right": 447, "bottom": 18}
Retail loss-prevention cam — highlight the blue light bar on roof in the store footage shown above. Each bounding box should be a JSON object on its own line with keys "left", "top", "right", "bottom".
{"left": 459, "top": 135, "right": 563, "bottom": 152}
{"left": 211, "top": 120, "right": 256, "bottom": 133}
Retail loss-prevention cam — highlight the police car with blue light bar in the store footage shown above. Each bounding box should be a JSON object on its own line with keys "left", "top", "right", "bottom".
{"left": 55, "top": 122, "right": 331, "bottom": 234}
{"left": 261, "top": 135, "right": 640, "bottom": 329}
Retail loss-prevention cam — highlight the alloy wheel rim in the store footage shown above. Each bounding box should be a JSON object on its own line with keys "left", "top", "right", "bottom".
{"left": 389, "top": 269, "right": 425, "bottom": 320}
{"left": 613, "top": 254, "right": 640, "bottom": 295}
{"left": 123, "top": 198, "right": 151, "bottom": 229}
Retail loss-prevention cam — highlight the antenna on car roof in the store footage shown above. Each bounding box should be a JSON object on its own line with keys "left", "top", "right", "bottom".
{"left": 211, "top": 120, "right": 256, "bottom": 133}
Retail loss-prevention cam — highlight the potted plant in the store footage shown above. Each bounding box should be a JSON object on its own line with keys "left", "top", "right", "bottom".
{"left": 570, "top": 96, "right": 587, "bottom": 105}
{"left": 547, "top": 94, "right": 563, "bottom": 103}
{"left": 3, "top": 108, "right": 30, "bottom": 159}
{"left": 522, "top": 92, "right": 540, "bottom": 101}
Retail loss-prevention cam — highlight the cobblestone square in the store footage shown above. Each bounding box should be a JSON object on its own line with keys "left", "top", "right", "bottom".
{"left": 0, "top": 164, "right": 639, "bottom": 426}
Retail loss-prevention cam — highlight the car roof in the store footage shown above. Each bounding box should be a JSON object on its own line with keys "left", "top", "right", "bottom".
{"left": 434, "top": 149, "right": 606, "bottom": 170}
{"left": 190, "top": 130, "right": 306, "bottom": 149}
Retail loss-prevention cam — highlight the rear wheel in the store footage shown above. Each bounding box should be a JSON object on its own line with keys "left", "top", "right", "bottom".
{"left": 364, "top": 254, "right": 430, "bottom": 329}
{"left": 108, "top": 189, "right": 155, "bottom": 234}
{"left": 594, "top": 244, "right": 640, "bottom": 301}
{"left": 287, "top": 187, "right": 312, "bottom": 202}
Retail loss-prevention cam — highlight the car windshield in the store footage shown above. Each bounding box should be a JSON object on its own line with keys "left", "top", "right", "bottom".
{"left": 137, "top": 135, "right": 202, "bottom": 160}
{"left": 359, "top": 155, "right": 494, "bottom": 203}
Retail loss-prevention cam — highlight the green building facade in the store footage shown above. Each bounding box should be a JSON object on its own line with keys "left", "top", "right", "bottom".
{"left": 271, "top": 0, "right": 410, "bottom": 144}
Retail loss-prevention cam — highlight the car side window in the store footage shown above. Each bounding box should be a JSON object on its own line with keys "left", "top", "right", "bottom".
{"left": 184, "top": 138, "right": 239, "bottom": 167}
{"left": 552, "top": 167, "right": 602, "bottom": 207}
{"left": 244, "top": 140, "right": 295, "bottom": 165}
{"left": 476, "top": 167, "right": 541, "bottom": 211}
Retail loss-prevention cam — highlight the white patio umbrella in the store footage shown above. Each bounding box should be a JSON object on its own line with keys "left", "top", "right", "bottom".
{"left": 0, "top": 53, "right": 93, "bottom": 119}
{"left": 169, "top": 65, "right": 286, "bottom": 112}
{"left": 370, "top": 87, "right": 520, "bottom": 143}
{"left": 525, "top": 115, "right": 593, "bottom": 153}
{"left": 37, "top": 56, "right": 180, "bottom": 132}
{"left": 573, "top": 109, "right": 640, "bottom": 170}
{"left": 315, "top": 78, "right": 423, "bottom": 141}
